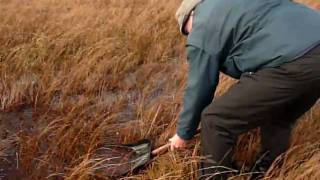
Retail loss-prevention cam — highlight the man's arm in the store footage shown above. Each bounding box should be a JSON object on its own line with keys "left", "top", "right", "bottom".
{"left": 177, "top": 45, "right": 220, "bottom": 140}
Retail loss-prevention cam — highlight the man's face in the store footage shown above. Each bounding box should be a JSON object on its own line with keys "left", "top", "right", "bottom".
{"left": 184, "top": 11, "right": 194, "bottom": 35}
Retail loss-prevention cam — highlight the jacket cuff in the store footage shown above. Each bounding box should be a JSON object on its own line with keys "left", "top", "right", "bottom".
{"left": 177, "top": 129, "right": 194, "bottom": 140}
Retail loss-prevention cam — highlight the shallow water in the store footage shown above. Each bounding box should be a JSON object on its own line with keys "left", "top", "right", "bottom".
{"left": 0, "top": 106, "right": 34, "bottom": 180}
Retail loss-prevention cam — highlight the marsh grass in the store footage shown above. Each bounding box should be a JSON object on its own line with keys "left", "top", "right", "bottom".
{"left": 0, "top": 0, "right": 320, "bottom": 179}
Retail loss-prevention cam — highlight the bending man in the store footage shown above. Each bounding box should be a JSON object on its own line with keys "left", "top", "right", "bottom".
{"left": 169, "top": 0, "right": 320, "bottom": 179}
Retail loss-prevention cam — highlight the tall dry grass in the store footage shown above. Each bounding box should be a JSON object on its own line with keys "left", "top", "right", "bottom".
{"left": 0, "top": 0, "right": 319, "bottom": 179}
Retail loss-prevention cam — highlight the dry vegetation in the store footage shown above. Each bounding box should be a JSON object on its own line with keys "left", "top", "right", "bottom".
{"left": 0, "top": 0, "right": 319, "bottom": 179}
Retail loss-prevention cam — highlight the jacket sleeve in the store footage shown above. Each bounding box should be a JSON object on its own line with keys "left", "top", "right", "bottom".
{"left": 177, "top": 45, "right": 220, "bottom": 140}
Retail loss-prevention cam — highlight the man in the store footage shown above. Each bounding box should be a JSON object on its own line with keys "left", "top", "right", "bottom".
{"left": 169, "top": 0, "right": 320, "bottom": 179}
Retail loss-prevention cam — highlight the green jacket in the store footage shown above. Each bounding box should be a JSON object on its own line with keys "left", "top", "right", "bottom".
{"left": 177, "top": 0, "right": 320, "bottom": 140}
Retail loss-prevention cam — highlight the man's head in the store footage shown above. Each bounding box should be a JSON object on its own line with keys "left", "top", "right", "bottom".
{"left": 175, "top": 0, "right": 201, "bottom": 35}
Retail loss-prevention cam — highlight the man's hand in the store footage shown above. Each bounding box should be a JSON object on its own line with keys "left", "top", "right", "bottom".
{"left": 169, "top": 134, "right": 188, "bottom": 151}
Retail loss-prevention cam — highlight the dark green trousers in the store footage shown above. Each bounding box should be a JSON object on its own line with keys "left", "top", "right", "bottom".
{"left": 200, "top": 46, "right": 320, "bottom": 180}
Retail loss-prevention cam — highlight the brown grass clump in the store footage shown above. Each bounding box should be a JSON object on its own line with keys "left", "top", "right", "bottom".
{"left": 0, "top": 0, "right": 319, "bottom": 179}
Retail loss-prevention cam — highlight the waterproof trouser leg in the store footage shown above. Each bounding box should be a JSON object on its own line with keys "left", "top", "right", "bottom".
{"left": 199, "top": 46, "right": 320, "bottom": 180}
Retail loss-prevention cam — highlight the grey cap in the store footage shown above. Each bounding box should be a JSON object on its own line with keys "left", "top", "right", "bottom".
{"left": 175, "top": 0, "right": 201, "bottom": 35}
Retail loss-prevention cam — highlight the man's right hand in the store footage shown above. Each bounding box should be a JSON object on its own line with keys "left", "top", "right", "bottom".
{"left": 169, "top": 134, "right": 188, "bottom": 151}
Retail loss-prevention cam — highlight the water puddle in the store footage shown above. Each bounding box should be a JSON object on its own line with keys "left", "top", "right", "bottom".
{"left": 0, "top": 105, "right": 34, "bottom": 180}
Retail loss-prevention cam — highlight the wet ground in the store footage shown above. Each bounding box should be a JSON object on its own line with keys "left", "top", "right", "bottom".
{"left": 0, "top": 156, "right": 23, "bottom": 180}
{"left": 0, "top": 106, "right": 33, "bottom": 180}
